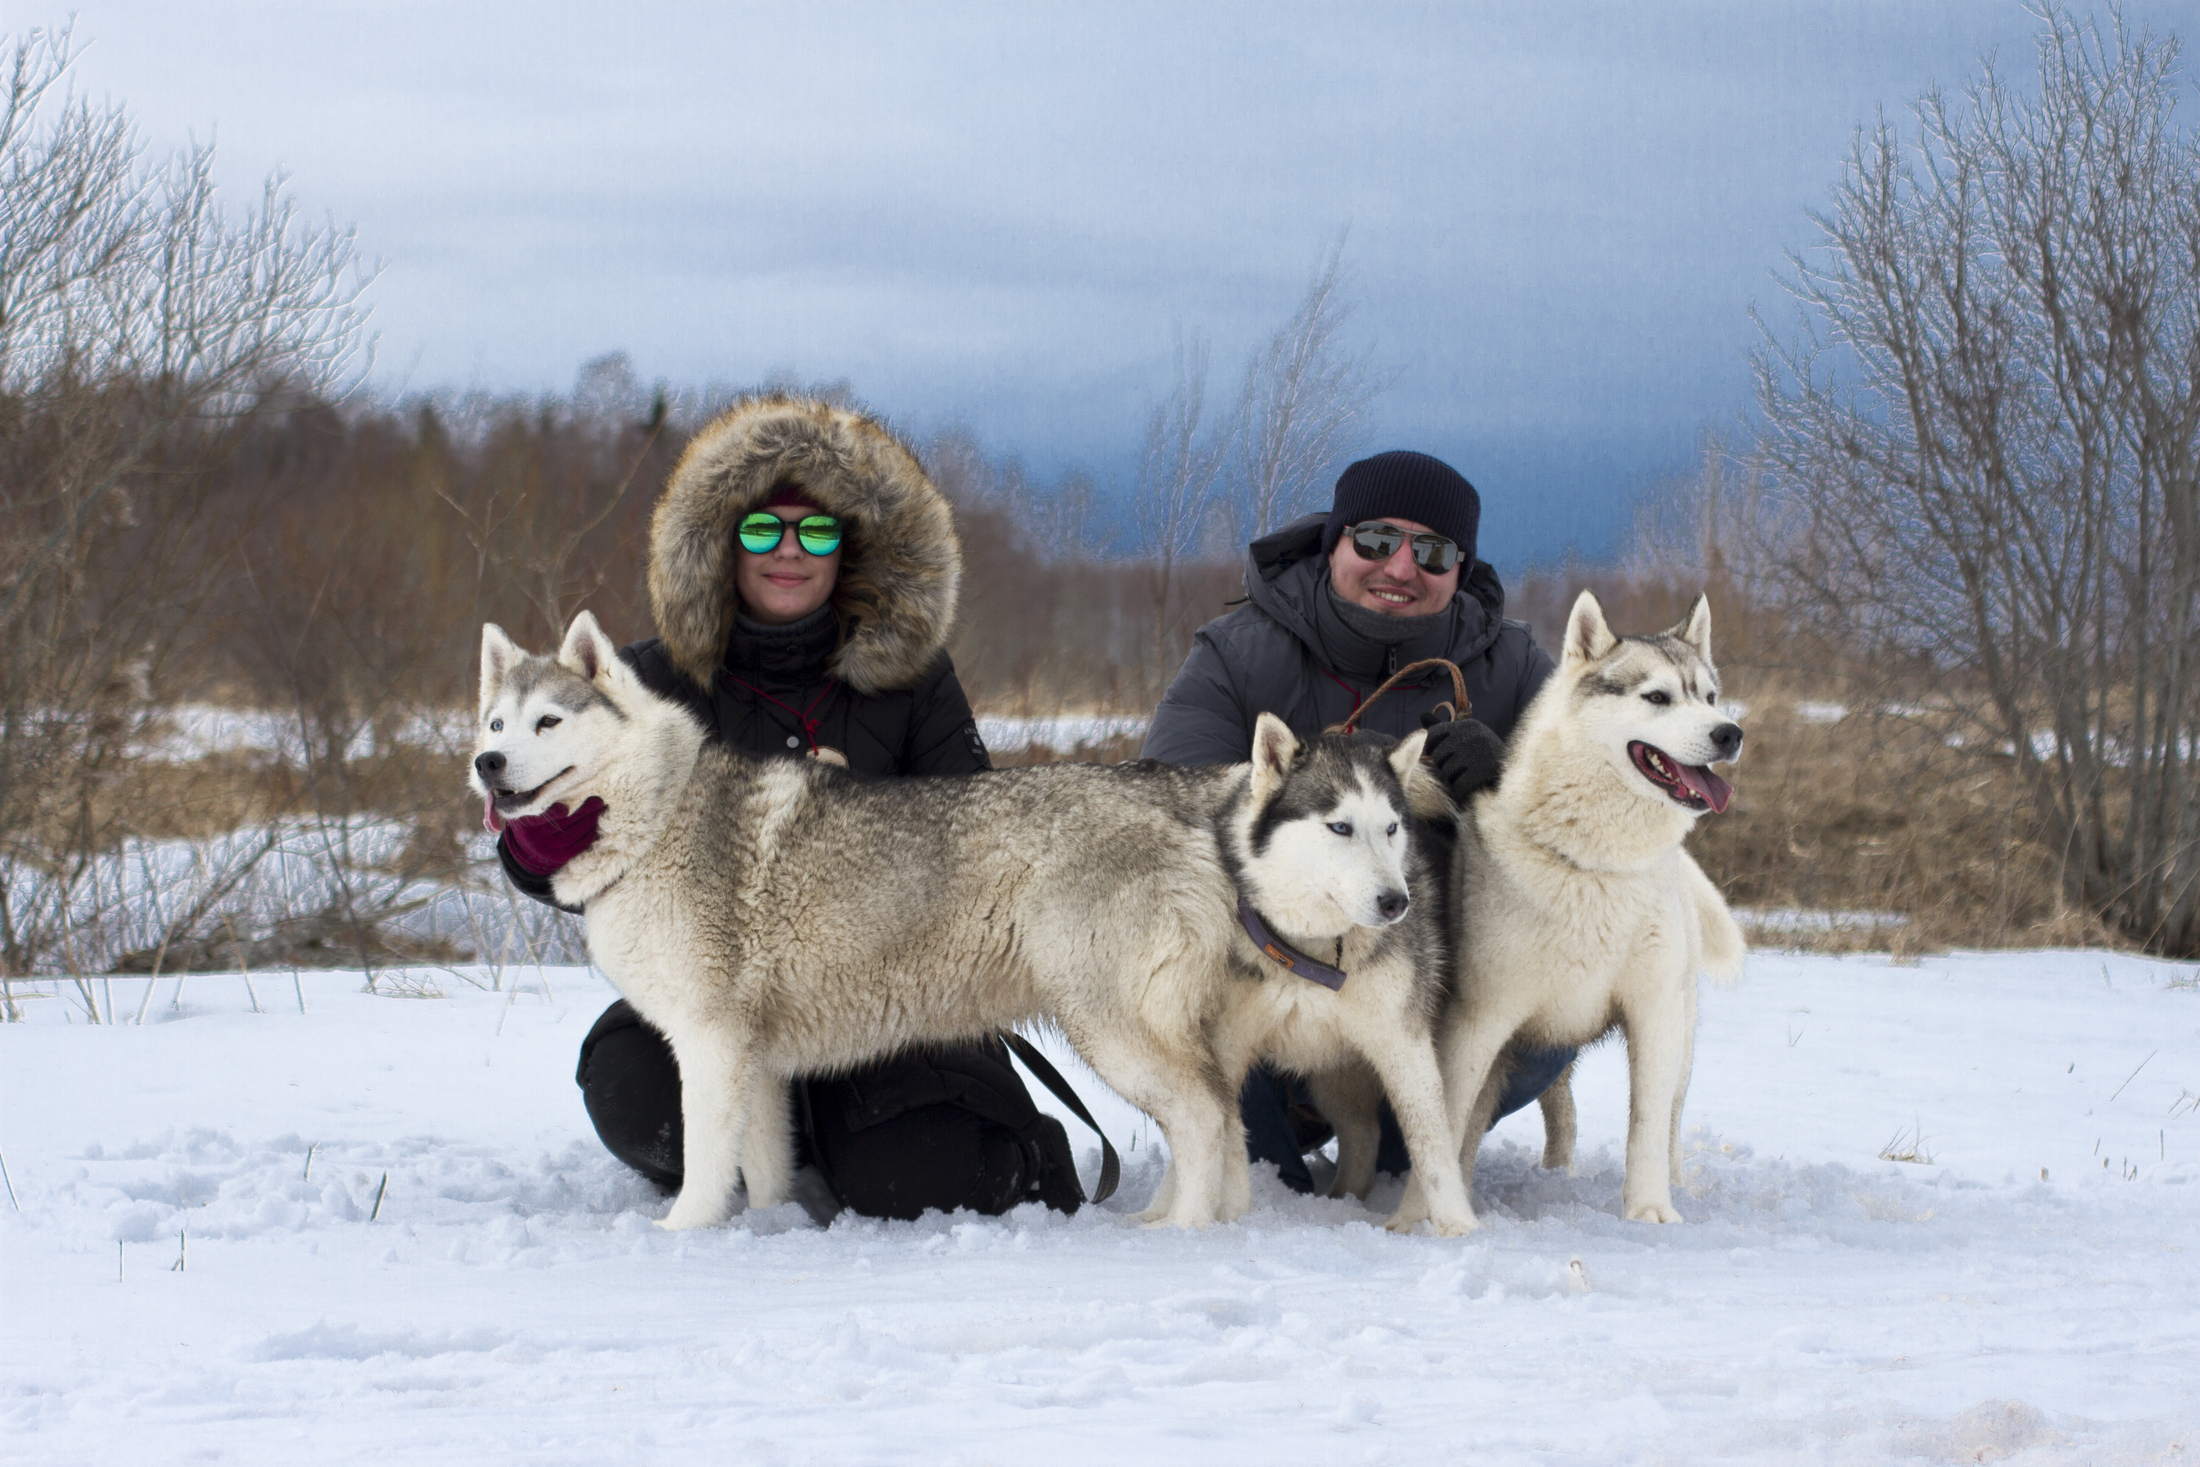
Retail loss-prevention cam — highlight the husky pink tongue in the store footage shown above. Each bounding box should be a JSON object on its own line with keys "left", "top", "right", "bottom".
{"left": 483, "top": 794, "right": 506, "bottom": 834}
{"left": 1676, "top": 762, "right": 1733, "bottom": 814}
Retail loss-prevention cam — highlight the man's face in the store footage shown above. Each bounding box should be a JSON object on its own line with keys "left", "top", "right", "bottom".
{"left": 1328, "top": 516, "right": 1461, "bottom": 617}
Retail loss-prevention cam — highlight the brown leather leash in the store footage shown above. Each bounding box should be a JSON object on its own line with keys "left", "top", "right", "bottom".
{"left": 1324, "top": 657, "right": 1472, "bottom": 736}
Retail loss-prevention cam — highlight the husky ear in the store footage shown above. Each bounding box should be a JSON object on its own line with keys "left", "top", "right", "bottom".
{"left": 1673, "top": 593, "right": 1713, "bottom": 663}
{"left": 1387, "top": 727, "right": 1429, "bottom": 784}
{"left": 1249, "top": 711, "right": 1299, "bottom": 803}
{"left": 1388, "top": 728, "right": 1457, "bottom": 820}
{"left": 1563, "top": 590, "right": 1618, "bottom": 664}
{"left": 479, "top": 624, "right": 522, "bottom": 719}
{"left": 558, "top": 610, "right": 619, "bottom": 684}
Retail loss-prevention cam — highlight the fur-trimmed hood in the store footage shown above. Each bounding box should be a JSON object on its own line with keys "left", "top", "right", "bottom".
{"left": 649, "top": 396, "right": 960, "bottom": 695}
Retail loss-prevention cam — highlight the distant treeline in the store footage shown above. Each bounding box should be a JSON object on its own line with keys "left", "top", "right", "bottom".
{"left": 120, "top": 383, "right": 1235, "bottom": 717}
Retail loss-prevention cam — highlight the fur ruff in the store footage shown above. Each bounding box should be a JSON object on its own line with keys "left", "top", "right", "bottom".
{"left": 649, "top": 395, "right": 960, "bottom": 695}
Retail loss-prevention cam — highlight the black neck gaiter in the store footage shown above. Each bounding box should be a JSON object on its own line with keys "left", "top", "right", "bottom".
{"left": 1314, "top": 568, "right": 1460, "bottom": 682}
{"left": 724, "top": 603, "right": 837, "bottom": 685}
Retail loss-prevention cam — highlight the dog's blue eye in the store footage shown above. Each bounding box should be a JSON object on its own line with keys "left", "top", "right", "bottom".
{"left": 1386, "top": 822, "right": 1399, "bottom": 837}
{"left": 1644, "top": 690, "right": 1671, "bottom": 706}
{"left": 489, "top": 718, "right": 503, "bottom": 732}
{"left": 1328, "top": 822, "right": 1352, "bottom": 837}
{"left": 537, "top": 715, "right": 561, "bottom": 732}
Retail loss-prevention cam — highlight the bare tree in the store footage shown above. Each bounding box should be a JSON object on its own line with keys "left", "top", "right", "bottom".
{"left": 1041, "top": 468, "right": 1103, "bottom": 562}
{"left": 1230, "top": 236, "right": 1385, "bottom": 539}
{"left": 1752, "top": 5, "right": 2200, "bottom": 955}
{"left": 0, "top": 25, "right": 370, "bottom": 977}
{"left": 1133, "top": 329, "right": 1233, "bottom": 684}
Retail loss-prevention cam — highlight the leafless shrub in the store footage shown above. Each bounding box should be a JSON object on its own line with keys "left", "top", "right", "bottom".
{"left": 1751, "top": 5, "right": 2200, "bottom": 956}
{"left": 0, "top": 25, "right": 371, "bottom": 977}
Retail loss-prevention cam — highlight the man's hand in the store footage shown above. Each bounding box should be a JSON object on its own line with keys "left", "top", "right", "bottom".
{"left": 1420, "top": 716, "right": 1505, "bottom": 803}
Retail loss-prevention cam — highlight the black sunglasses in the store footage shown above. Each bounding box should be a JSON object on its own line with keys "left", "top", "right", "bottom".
{"left": 1347, "top": 522, "right": 1460, "bottom": 574}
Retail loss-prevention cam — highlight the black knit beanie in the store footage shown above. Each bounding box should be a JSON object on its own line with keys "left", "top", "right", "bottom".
{"left": 1321, "top": 450, "right": 1481, "bottom": 566}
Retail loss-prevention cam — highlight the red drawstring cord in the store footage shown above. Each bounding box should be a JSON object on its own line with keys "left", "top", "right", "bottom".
{"left": 1320, "top": 666, "right": 1363, "bottom": 716}
{"left": 722, "top": 675, "right": 838, "bottom": 753}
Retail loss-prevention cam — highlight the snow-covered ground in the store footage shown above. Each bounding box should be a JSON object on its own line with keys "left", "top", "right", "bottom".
{"left": 4, "top": 949, "right": 2196, "bottom": 1464}
{"left": 974, "top": 713, "right": 1148, "bottom": 757}
{"left": 136, "top": 704, "right": 1148, "bottom": 764}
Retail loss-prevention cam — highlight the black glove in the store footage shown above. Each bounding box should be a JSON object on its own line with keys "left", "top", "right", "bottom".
{"left": 1420, "top": 715, "right": 1505, "bottom": 803}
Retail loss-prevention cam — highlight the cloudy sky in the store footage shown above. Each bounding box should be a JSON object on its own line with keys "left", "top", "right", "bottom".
{"left": 42, "top": 1, "right": 2193, "bottom": 563}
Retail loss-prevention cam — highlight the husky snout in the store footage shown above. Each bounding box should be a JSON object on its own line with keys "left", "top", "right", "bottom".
{"left": 1375, "top": 888, "right": 1409, "bottom": 923}
{"left": 474, "top": 749, "right": 508, "bottom": 784}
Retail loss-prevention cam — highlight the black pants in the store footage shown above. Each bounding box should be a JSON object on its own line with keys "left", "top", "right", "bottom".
{"left": 1240, "top": 1045, "right": 1580, "bottom": 1194}
{"left": 576, "top": 1001, "right": 1083, "bottom": 1220}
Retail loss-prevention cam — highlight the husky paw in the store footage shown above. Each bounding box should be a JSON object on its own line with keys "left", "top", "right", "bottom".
{"left": 1382, "top": 1201, "right": 1431, "bottom": 1233}
{"left": 1623, "top": 1199, "right": 1683, "bottom": 1224}
{"left": 1386, "top": 1175, "right": 1433, "bottom": 1231}
{"left": 657, "top": 1196, "right": 730, "bottom": 1231}
{"left": 1386, "top": 1208, "right": 1478, "bottom": 1237}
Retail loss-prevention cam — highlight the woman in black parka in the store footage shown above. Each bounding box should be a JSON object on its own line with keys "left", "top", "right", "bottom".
{"left": 497, "top": 395, "right": 1080, "bottom": 1220}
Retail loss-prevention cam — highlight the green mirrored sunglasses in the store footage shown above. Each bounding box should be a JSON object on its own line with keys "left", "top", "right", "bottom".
{"left": 738, "top": 512, "right": 843, "bottom": 556}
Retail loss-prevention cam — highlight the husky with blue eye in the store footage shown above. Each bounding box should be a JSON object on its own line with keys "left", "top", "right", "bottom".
{"left": 1145, "top": 717, "right": 1476, "bottom": 1236}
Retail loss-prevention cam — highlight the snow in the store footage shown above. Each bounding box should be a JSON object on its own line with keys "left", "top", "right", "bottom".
{"left": 136, "top": 704, "right": 1149, "bottom": 765}
{"left": 1737, "top": 908, "right": 1911, "bottom": 934}
{"left": 2, "top": 819, "right": 587, "bottom": 977}
{"left": 5, "top": 949, "right": 2197, "bottom": 1463}
{"left": 976, "top": 713, "right": 1148, "bottom": 756}
{"left": 133, "top": 704, "right": 474, "bottom": 764}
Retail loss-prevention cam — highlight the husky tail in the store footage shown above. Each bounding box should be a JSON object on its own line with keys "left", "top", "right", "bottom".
{"left": 1682, "top": 852, "right": 1746, "bottom": 985}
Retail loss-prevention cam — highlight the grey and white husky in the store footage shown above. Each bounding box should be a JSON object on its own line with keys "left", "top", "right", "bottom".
{"left": 1390, "top": 591, "right": 1748, "bottom": 1233}
{"left": 1152, "top": 717, "right": 1478, "bottom": 1235}
{"left": 469, "top": 612, "right": 1458, "bottom": 1231}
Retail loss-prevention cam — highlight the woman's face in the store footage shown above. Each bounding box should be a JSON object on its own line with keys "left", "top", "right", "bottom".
{"left": 735, "top": 503, "right": 842, "bottom": 625}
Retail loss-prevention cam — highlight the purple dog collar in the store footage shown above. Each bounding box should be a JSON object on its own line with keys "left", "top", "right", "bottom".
{"left": 1236, "top": 893, "right": 1349, "bottom": 991}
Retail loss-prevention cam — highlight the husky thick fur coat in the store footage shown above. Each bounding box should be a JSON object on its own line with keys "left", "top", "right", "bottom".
{"left": 1391, "top": 591, "right": 1748, "bottom": 1232}
{"left": 472, "top": 614, "right": 1467, "bottom": 1231}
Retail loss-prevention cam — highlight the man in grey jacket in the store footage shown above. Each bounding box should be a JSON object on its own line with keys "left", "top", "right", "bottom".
{"left": 1142, "top": 448, "right": 1575, "bottom": 1193}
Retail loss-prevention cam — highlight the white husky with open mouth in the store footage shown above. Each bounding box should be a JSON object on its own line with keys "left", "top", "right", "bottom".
{"left": 1391, "top": 590, "right": 1748, "bottom": 1232}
